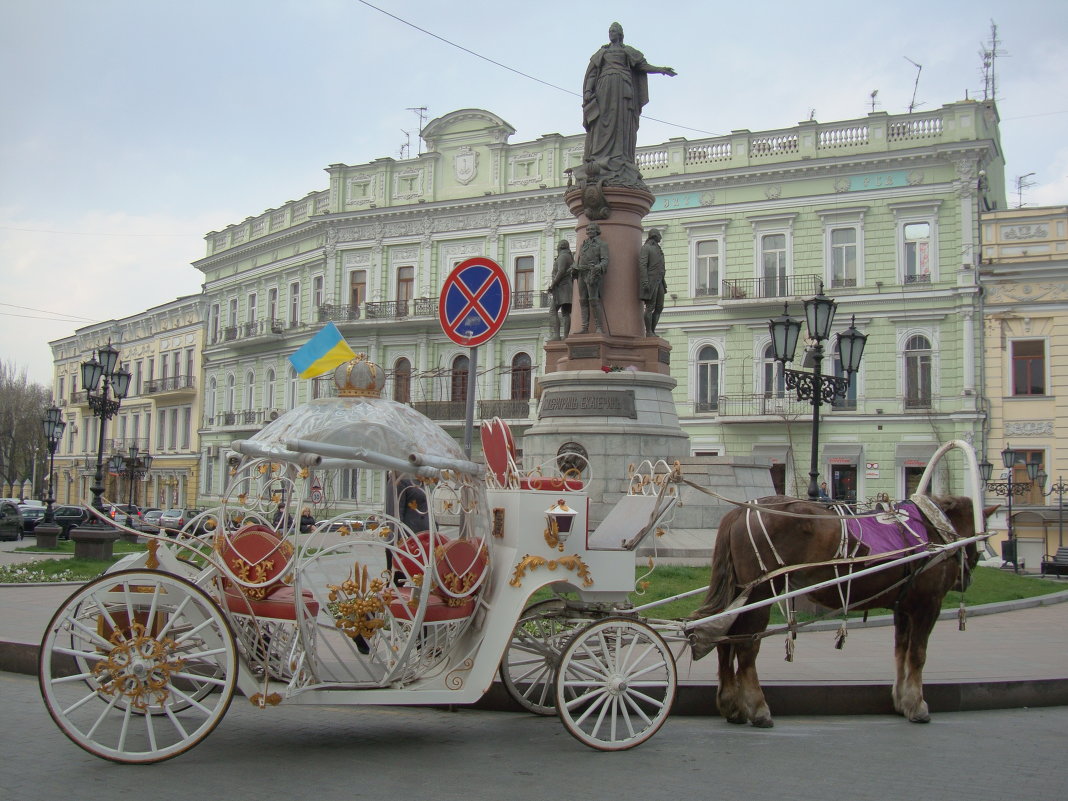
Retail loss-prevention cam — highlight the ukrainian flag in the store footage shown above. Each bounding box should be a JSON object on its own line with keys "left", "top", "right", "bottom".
{"left": 288, "top": 323, "right": 357, "bottom": 379}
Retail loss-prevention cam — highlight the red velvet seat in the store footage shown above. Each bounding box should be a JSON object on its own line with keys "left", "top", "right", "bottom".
{"left": 218, "top": 523, "right": 314, "bottom": 619}
{"left": 387, "top": 538, "right": 488, "bottom": 623}
{"left": 223, "top": 585, "right": 320, "bottom": 620}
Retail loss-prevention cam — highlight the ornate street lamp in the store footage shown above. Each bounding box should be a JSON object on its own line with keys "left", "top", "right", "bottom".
{"left": 41, "top": 404, "right": 66, "bottom": 524}
{"left": 769, "top": 285, "right": 867, "bottom": 502}
{"left": 81, "top": 342, "right": 131, "bottom": 515}
{"left": 981, "top": 445, "right": 1040, "bottom": 572}
{"left": 116, "top": 445, "right": 153, "bottom": 516}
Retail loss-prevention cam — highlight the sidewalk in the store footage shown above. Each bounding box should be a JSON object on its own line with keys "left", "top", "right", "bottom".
{"left": 4, "top": 538, "right": 1068, "bottom": 715}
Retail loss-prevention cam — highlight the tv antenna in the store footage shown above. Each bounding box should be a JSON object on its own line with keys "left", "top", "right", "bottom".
{"left": 407, "top": 106, "right": 428, "bottom": 155}
{"left": 904, "top": 57, "right": 923, "bottom": 113}
{"left": 869, "top": 89, "right": 880, "bottom": 113}
{"left": 979, "top": 20, "right": 1008, "bottom": 102}
{"left": 399, "top": 130, "right": 411, "bottom": 160}
{"left": 1015, "top": 172, "right": 1037, "bottom": 208}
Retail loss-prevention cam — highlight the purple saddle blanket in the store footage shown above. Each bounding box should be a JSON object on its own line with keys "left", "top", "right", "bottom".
{"left": 845, "top": 502, "right": 930, "bottom": 557}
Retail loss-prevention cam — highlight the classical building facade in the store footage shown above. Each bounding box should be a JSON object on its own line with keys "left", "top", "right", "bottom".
{"left": 49, "top": 295, "right": 205, "bottom": 510}
{"left": 191, "top": 100, "right": 1005, "bottom": 508}
{"left": 980, "top": 205, "right": 1068, "bottom": 564}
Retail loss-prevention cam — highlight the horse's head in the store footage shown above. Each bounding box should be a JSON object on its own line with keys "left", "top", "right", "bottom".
{"left": 934, "top": 496, "right": 997, "bottom": 590}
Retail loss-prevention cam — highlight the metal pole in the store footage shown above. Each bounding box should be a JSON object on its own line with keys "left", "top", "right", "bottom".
{"left": 807, "top": 343, "right": 823, "bottom": 502}
{"left": 1006, "top": 467, "right": 1017, "bottom": 572}
{"left": 1059, "top": 478, "right": 1065, "bottom": 549}
{"left": 91, "top": 385, "right": 109, "bottom": 515}
{"left": 463, "top": 345, "right": 478, "bottom": 459}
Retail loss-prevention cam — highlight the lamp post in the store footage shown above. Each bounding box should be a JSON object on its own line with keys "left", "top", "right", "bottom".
{"left": 41, "top": 405, "right": 66, "bottom": 525}
{"left": 112, "top": 445, "right": 153, "bottom": 518}
{"left": 1035, "top": 470, "right": 1067, "bottom": 550}
{"left": 769, "top": 285, "right": 867, "bottom": 501}
{"left": 80, "top": 343, "right": 131, "bottom": 516}
{"left": 979, "top": 444, "right": 1040, "bottom": 573}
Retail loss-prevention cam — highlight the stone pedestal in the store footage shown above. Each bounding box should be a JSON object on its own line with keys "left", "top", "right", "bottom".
{"left": 71, "top": 525, "right": 118, "bottom": 561}
{"left": 33, "top": 521, "right": 60, "bottom": 550}
{"left": 545, "top": 333, "right": 671, "bottom": 375}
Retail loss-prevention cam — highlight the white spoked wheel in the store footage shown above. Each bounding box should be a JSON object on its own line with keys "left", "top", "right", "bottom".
{"left": 554, "top": 617, "right": 676, "bottom": 751}
{"left": 39, "top": 569, "right": 238, "bottom": 764}
{"left": 498, "top": 598, "right": 582, "bottom": 716}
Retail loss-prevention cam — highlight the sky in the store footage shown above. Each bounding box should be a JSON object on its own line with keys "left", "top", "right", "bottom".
{"left": 2, "top": 0, "right": 1067, "bottom": 386}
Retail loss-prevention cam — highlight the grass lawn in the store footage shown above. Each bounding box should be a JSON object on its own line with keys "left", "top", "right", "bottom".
{"left": 0, "top": 557, "right": 129, "bottom": 584}
{"left": 16, "top": 540, "right": 146, "bottom": 556}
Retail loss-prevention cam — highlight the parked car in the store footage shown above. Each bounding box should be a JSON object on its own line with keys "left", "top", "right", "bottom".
{"left": 51, "top": 505, "right": 91, "bottom": 540}
{"left": 158, "top": 508, "right": 207, "bottom": 536}
{"left": 18, "top": 504, "right": 46, "bottom": 534}
{"left": 138, "top": 508, "right": 163, "bottom": 533}
{"left": 0, "top": 501, "right": 22, "bottom": 542}
{"left": 106, "top": 503, "right": 143, "bottom": 527}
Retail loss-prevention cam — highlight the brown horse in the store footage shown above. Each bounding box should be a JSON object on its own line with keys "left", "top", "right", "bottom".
{"left": 688, "top": 495, "right": 990, "bottom": 728}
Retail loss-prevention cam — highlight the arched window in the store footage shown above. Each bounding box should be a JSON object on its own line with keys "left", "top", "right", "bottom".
{"left": 287, "top": 365, "right": 299, "bottom": 409}
{"left": 226, "top": 374, "right": 236, "bottom": 413}
{"left": 207, "top": 377, "right": 217, "bottom": 424}
{"left": 510, "top": 352, "right": 531, "bottom": 400}
{"left": 904, "top": 335, "right": 932, "bottom": 409}
{"left": 244, "top": 370, "right": 255, "bottom": 411}
{"left": 451, "top": 355, "right": 469, "bottom": 404}
{"left": 393, "top": 358, "right": 412, "bottom": 404}
{"left": 696, "top": 345, "right": 720, "bottom": 412}
{"left": 264, "top": 368, "right": 276, "bottom": 411}
{"left": 762, "top": 343, "right": 785, "bottom": 398}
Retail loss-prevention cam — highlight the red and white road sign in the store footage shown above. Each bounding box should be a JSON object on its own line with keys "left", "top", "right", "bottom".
{"left": 438, "top": 257, "right": 511, "bottom": 347}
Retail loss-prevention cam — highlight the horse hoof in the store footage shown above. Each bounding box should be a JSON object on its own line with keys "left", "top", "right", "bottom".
{"left": 725, "top": 715, "right": 748, "bottom": 725}
{"left": 908, "top": 713, "right": 931, "bottom": 724}
{"left": 751, "top": 715, "right": 774, "bottom": 728}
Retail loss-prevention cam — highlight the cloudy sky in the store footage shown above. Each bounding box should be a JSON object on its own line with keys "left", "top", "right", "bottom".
{"left": 2, "top": 0, "right": 1066, "bottom": 386}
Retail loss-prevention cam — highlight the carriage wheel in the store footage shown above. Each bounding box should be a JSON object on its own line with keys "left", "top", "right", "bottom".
{"left": 498, "top": 598, "right": 582, "bottom": 716}
{"left": 554, "top": 617, "right": 676, "bottom": 751}
{"left": 39, "top": 569, "right": 238, "bottom": 764}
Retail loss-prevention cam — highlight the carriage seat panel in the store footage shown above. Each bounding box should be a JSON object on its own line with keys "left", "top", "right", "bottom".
{"left": 518, "top": 476, "right": 584, "bottom": 491}
{"left": 223, "top": 585, "right": 320, "bottom": 620}
{"left": 387, "top": 587, "right": 477, "bottom": 622}
{"left": 217, "top": 523, "right": 294, "bottom": 598}
{"left": 588, "top": 494, "right": 677, "bottom": 551}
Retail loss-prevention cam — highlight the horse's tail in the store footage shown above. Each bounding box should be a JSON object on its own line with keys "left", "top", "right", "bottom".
{"left": 688, "top": 507, "right": 744, "bottom": 660}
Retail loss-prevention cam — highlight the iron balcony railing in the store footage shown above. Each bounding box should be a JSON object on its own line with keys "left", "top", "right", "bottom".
{"left": 715, "top": 394, "right": 811, "bottom": 417}
{"left": 720, "top": 273, "right": 823, "bottom": 301}
{"left": 143, "top": 375, "right": 196, "bottom": 394}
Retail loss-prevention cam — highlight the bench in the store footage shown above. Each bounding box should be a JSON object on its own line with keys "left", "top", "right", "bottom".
{"left": 1041, "top": 546, "right": 1068, "bottom": 578}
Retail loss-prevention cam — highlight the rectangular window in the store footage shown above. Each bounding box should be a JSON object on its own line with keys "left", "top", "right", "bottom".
{"left": 903, "top": 222, "right": 931, "bottom": 284}
{"left": 133, "top": 361, "right": 142, "bottom": 395}
{"left": 210, "top": 304, "right": 220, "bottom": 343}
{"left": 760, "top": 233, "right": 787, "bottom": 297}
{"left": 267, "top": 288, "right": 278, "bottom": 320}
{"left": 830, "top": 227, "right": 857, "bottom": 288}
{"left": 396, "top": 266, "right": 415, "bottom": 301}
{"left": 289, "top": 282, "right": 300, "bottom": 326}
{"left": 182, "top": 408, "right": 191, "bottom": 449}
{"left": 350, "top": 271, "right": 367, "bottom": 308}
{"left": 58, "top": 376, "right": 65, "bottom": 403}
{"left": 185, "top": 349, "right": 194, "bottom": 382}
{"left": 695, "top": 240, "right": 719, "bottom": 296}
{"left": 157, "top": 412, "right": 166, "bottom": 450}
{"left": 1011, "top": 340, "right": 1045, "bottom": 395}
{"left": 313, "top": 275, "right": 324, "bottom": 308}
{"left": 247, "top": 292, "right": 257, "bottom": 324}
{"left": 515, "top": 256, "right": 535, "bottom": 293}
{"left": 170, "top": 408, "right": 179, "bottom": 450}
{"left": 229, "top": 297, "right": 239, "bottom": 326}
{"left": 147, "top": 357, "right": 154, "bottom": 383}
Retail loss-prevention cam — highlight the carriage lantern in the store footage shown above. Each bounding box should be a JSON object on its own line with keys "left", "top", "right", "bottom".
{"left": 544, "top": 499, "right": 578, "bottom": 550}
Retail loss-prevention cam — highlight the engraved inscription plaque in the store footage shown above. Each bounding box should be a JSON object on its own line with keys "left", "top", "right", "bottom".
{"left": 539, "top": 390, "right": 637, "bottom": 418}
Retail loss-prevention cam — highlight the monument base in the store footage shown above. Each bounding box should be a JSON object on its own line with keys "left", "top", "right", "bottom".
{"left": 545, "top": 333, "right": 671, "bottom": 375}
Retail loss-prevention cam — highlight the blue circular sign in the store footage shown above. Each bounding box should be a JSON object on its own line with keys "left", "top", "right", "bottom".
{"left": 438, "top": 257, "right": 511, "bottom": 346}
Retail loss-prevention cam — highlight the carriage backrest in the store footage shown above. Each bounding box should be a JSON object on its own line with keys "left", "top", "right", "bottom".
{"left": 217, "top": 523, "right": 294, "bottom": 600}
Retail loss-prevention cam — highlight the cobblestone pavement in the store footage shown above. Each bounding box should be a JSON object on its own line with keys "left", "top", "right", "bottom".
{"left": 3, "top": 672, "right": 1064, "bottom": 801}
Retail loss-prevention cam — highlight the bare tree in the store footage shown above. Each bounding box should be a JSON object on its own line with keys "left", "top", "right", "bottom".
{"left": 0, "top": 361, "right": 50, "bottom": 497}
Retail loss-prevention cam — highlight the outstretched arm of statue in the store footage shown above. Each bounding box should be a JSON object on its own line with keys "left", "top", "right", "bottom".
{"left": 645, "top": 65, "right": 677, "bottom": 77}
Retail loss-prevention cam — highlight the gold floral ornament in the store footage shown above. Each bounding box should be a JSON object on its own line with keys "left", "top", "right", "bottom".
{"left": 509, "top": 554, "right": 594, "bottom": 588}
{"left": 327, "top": 561, "right": 389, "bottom": 641}
{"left": 299, "top": 467, "right": 310, "bottom": 479}
{"left": 91, "top": 622, "right": 185, "bottom": 711}
{"left": 231, "top": 557, "right": 275, "bottom": 599}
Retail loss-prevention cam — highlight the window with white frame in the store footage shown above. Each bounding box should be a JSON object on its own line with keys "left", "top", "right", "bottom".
{"left": 228, "top": 297, "right": 238, "bottom": 327}
{"left": 265, "top": 368, "right": 276, "bottom": 411}
{"left": 247, "top": 292, "right": 257, "bottom": 324}
{"left": 287, "top": 365, "right": 299, "bottom": 409}
{"left": 244, "top": 370, "right": 255, "bottom": 410}
{"left": 207, "top": 377, "right": 216, "bottom": 424}
{"left": 289, "top": 281, "right": 301, "bottom": 326}
{"left": 267, "top": 288, "right": 278, "bottom": 321}
{"left": 829, "top": 228, "right": 858, "bottom": 288}
{"left": 350, "top": 270, "right": 367, "bottom": 308}
{"left": 761, "top": 234, "right": 787, "bottom": 297}
{"left": 762, "top": 343, "right": 785, "bottom": 398}
{"left": 904, "top": 334, "right": 932, "bottom": 409}
{"left": 1011, "top": 339, "right": 1046, "bottom": 396}
{"left": 694, "top": 240, "right": 720, "bottom": 297}
{"left": 396, "top": 266, "right": 414, "bottom": 303}
{"left": 891, "top": 202, "right": 940, "bottom": 285}
{"left": 696, "top": 345, "right": 720, "bottom": 412}
{"left": 514, "top": 256, "right": 535, "bottom": 307}
{"left": 313, "top": 275, "right": 324, "bottom": 309}
{"left": 226, "top": 374, "right": 236, "bottom": 413}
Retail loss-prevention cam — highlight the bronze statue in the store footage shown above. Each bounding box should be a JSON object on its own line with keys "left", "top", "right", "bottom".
{"left": 548, "top": 240, "right": 574, "bottom": 340}
{"left": 582, "top": 22, "right": 676, "bottom": 189}
{"left": 638, "top": 228, "right": 667, "bottom": 336}
{"left": 575, "top": 223, "right": 609, "bottom": 334}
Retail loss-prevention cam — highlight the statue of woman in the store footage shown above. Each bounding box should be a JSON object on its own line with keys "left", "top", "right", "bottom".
{"left": 582, "top": 22, "right": 676, "bottom": 188}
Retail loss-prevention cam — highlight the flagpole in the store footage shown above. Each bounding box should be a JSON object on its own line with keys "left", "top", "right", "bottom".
{"left": 464, "top": 345, "right": 477, "bottom": 458}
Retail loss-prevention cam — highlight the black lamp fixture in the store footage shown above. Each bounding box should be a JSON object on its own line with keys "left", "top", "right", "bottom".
{"left": 768, "top": 284, "right": 867, "bottom": 502}
{"left": 81, "top": 342, "right": 131, "bottom": 516}
{"left": 41, "top": 404, "right": 66, "bottom": 524}
{"left": 981, "top": 443, "right": 1039, "bottom": 573}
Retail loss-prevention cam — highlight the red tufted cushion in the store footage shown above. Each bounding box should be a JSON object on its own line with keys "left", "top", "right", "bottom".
{"left": 217, "top": 523, "right": 294, "bottom": 600}
{"left": 394, "top": 530, "right": 451, "bottom": 580}
{"left": 223, "top": 585, "right": 319, "bottom": 620}
{"left": 387, "top": 587, "right": 477, "bottom": 622}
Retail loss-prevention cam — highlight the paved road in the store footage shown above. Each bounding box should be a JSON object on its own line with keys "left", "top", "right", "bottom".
{"left": 3, "top": 671, "right": 1064, "bottom": 801}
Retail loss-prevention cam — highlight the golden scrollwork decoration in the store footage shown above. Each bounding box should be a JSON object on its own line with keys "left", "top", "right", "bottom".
{"left": 509, "top": 554, "right": 594, "bottom": 588}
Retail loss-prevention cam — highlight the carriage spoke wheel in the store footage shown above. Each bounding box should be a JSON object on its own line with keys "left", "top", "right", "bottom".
{"left": 554, "top": 617, "right": 676, "bottom": 751}
{"left": 39, "top": 569, "right": 238, "bottom": 764}
{"left": 499, "top": 599, "right": 582, "bottom": 716}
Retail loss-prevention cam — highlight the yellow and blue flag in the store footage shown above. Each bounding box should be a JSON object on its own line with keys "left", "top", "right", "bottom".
{"left": 288, "top": 323, "right": 357, "bottom": 379}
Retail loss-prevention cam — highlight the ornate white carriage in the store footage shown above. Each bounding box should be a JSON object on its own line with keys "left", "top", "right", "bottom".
{"left": 39, "top": 358, "right": 680, "bottom": 762}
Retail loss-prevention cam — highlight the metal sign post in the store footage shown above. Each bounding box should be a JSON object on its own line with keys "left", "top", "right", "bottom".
{"left": 439, "top": 257, "right": 511, "bottom": 458}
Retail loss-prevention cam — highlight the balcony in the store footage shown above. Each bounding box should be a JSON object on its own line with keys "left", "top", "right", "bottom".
{"left": 511, "top": 290, "right": 551, "bottom": 310}
{"left": 209, "top": 409, "right": 267, "bottom": 429}
{"left": 143, "top": 375, "right": 196, "bottom": 397}
{"left": 715, "top": 394, "right": 811, "bottom": 418}
{"left": 319, "top": 303, "right": 361, "bottom": 322}
{"left": 720, "top": 274, "right": 824, "bottom": 304}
